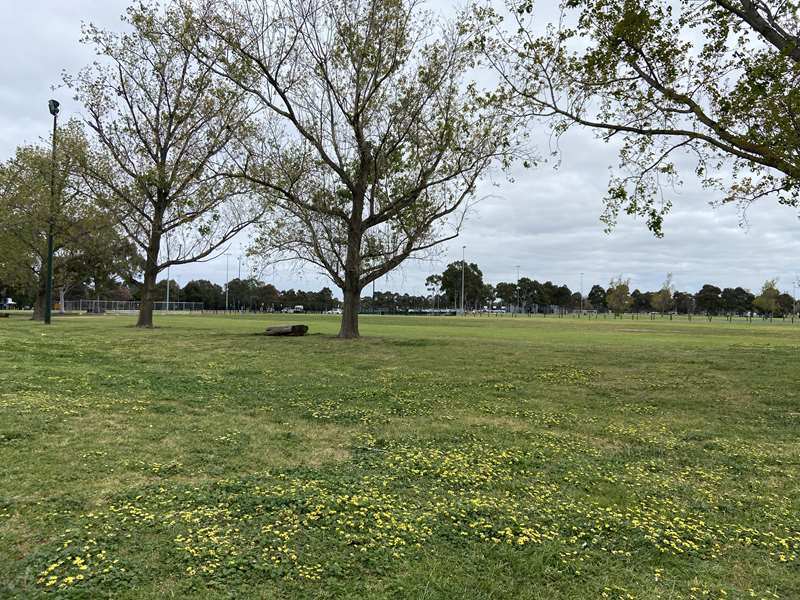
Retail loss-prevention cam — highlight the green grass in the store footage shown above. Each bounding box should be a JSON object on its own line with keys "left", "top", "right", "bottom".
{"left": 0, "top": 313, "right": 798, "bottom": 599}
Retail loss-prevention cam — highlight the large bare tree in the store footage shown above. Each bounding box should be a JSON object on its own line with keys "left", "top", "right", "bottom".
{"left": 191, "top": 0, "right": 518, "bottom": 337}
{"left": 68, "top": 0, "right": 263, "bottom": 327}
{"left": 475, "top": 0, "right": 799, "bottom": 235}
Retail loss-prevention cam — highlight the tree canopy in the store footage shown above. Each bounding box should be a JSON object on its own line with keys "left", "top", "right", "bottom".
{"left": 0, "top": 122, "right": 136, "bottom": 319}
{"left": 606, "top": 276, "right": 633, "bottom": 314}
{"left": 476, "top": 0, "right": 800, "bottom": 234}
{"left": 193, "top": 0, "right": 519, "bottom": 336}
{"left": 753, "top": 279, "right": 780, "bottom": 316}
{"left": 650, "top": 274, "right": 675, "bottom": 314}
{"left": 68, "top": 0, "right": 262, "bottom": 327}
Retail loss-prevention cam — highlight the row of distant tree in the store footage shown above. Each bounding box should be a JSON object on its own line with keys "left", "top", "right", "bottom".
{"left": 0, "top": 277, "right": 339, "bottom": 314}
{"left": 177, "top": 279, "right": 338, "bottom": 313}
{"left": 424, "top": 263, "right": 797, "bottom": 317}
{"left": 425, "top": 262, "right": 573, "bottom": 312}
{"left": 586, "top": 278, "right": 796, "bottom": 317}
{"left": 3, "top": 263, "right": 794, "bottom": 317}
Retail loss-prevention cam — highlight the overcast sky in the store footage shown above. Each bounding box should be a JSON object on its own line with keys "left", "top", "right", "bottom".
{"left": 2, "top": 1, "right": 798, "bottom": 298}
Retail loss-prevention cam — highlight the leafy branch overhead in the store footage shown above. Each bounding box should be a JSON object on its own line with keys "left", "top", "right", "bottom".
{"left": 474, "top": 0, "right": 800, "bottom": 234}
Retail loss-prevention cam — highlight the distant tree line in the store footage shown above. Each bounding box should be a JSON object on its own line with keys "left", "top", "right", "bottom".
{"left": 0, "top": 276, "right": 339, "bottom": 313}
{"left": 421, "top": 263, "right": 797, "bottom": 318}
{"left": 360, "top": 291, "right": 433, "bottom": 314}
{"left": 179, "top": 279, "right": 339, "bottom": 313}
{"left": 422, "top": 261, "right": 595, "bottom": 313}
{"left": 4, "top": 266, "right": 795, "bottom": 319}
{"left": 595, "top": 277, "right": 797, "bottom": 318}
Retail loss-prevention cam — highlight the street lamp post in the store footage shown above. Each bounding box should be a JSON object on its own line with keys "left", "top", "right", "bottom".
{"left": 461, "top": 245, "right": 466, "bottom": 315}
{"left": 44, "top": 100, "right": 60, "bottom": 325}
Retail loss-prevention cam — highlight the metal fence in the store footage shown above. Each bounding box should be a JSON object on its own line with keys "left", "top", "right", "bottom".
{"left": 62, "top": 300, "right": 204, "bottom": 313}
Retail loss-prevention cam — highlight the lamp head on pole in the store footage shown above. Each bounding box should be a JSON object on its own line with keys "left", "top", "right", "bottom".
{"left": 48, "top": 99, "right": 60, "bottom": 116}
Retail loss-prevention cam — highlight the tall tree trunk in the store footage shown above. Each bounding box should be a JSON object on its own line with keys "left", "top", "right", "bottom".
{"left": 339, "top": 284, "right": 361, "bottom": 338}
{"left": 32, "top": 289, "right": 46, "bottom": 321}
{"left": 136, "top": 217, "right": 163, "bottom": 328}
{"left": 338, "top": 228, "right": 363, "bottom": 339}
{"left": 137, "top": 267, "right": 158, "bottom": 327}
{"left": 31, "top": 274, "right": 47, "bottom": 321}
{"left": 59, "top": 287, "right": 66, "bottom": 315}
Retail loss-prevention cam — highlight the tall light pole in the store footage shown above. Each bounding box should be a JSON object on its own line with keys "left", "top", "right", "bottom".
{"left": 461, "top": 245, "right": 466, "bottom": 315}
{"left": 44, "top": 99, "right": 60, "bottom": 325}
{"left": 515, "top": 265, "right": 521, "bottom": 316}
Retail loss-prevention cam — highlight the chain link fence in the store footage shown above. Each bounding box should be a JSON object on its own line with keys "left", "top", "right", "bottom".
{"left": 61, "top": 300, "right": 204, "bottom": 313}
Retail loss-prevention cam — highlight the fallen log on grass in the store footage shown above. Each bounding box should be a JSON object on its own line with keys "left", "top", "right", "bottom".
{"left": 265, "top": 324, "right": 308, "bottom": 336}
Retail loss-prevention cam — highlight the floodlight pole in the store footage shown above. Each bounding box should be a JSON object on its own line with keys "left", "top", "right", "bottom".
{"left": 44, "top": 100, "right": 60, "bottom": 325}
{"left": 461, "top": 245, "right": 466, "bottom": 315}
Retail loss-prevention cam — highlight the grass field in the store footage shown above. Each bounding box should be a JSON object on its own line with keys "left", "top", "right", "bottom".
{"left": 1, "top": 313, "right": 798, "bottom": 599}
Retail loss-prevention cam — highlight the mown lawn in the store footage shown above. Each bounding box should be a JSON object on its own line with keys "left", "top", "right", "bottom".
{"left": 0, "top": 313, "right": 798, "bottom": 599}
